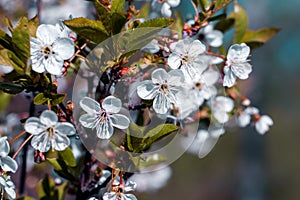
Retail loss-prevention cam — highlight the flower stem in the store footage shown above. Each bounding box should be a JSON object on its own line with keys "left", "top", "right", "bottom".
{"left": 9, "top": 130, "right": 26, "bottom": 144}
{"left": 205, "top": 51, "right": 227, "bottom": 61}
{"left": 12, "top": 134, "right": 33, "bottom": 159}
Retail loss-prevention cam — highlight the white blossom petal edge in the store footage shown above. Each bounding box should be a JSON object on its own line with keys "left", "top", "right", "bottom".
{"left": 25, "top": 110, "right": 76, "bottom": 152}
{"left": 79, "top": 96, "right": 130, "bottom": 139}
{"left": 30, "top": 24, "right": 75, "bottom": 75}
{"left": 255, "top": 115, "right": 273, "bottom": 135}
{"left": 0, "top": 137, "right": 18, "bottom": 173}
{"left": 0, "top": 175, "right": 16, "bottom": 200}
{"left": 223, "top": 43, "right": 252, "bottom": 87}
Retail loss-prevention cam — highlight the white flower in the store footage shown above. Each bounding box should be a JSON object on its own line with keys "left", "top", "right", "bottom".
{"left": 209, "top": 96, "right": 234, "bottom": 123}
{"left": 0, "top": 137, "right": 18, "bottom": 173}
{"left": 129, "top": 166, "right": 172, "bottom": 193}
{"left": 168, "top": 38, "right": 207, "bottom": 81}
{"left": 24, "top": 110, "right": 76, "bottom": 152}
{"left": 30, "top": 24, "right": 75, "bottom": 75}
{"left": 223, "top": 43, "right": 252, "bottom": 87}
{"left": 255, "top": 115, "right": 273, "bottom": 135}
{"left": 137, "top": 68, "right": 185, "bottom": 114}
{"left": 237, "top": 107, "right": 259, "bottom": 127}
{"left": 56, "top": 19, "right": 76, "bottom": 40}
{"left": 187, "top": 68, "right": 219, "bottom": 106}
{"left": 201, "top": 24, "right": 223, "bottom": 47}
{"left": 160, "top": 0, "right": 181, "bottom": 17}
{"left": 103, "top": 181, "right": 137, "bottom": 200}
{"left": 0, "top": 175, "right": 16, "bottom": 200}
{"left": 79, "top": 96, "right": 130, "bottom": 139}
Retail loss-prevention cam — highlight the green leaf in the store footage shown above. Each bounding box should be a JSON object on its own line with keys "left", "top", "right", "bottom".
{"left": 12, "top": 16, "right": 30, "bottom": 64}
{"left": 0, "top": 92, "right": 11, "bottom": 114}
{"left": 0, "top": 29, "right": 12, "bottom": 50}
{"left": 136, "top": 2, "right": 150, "bottom": 19}
{"left": 0, "top": 82, "right": 24, "bottom": 94}
{"left": 125, "top": 123, "right": 145, "bottom": 152}
{"left": 200, "top": 0, "right": 211, "bottom": 12}
{"left": 17, "top": 196, "right": 35, "bottom": 200}
{"left": 214, "top": 17, "right": 235, "bottom": 32}
{"left": 34, "top": 93, "right": 49, "bottom": 105}
{"left": 131, "top": 154, "right": 166, "bottom": 168}
{"left": 229, "top": 2, "right": 248, "bottom": 43}
{"left": 111, "top": 13, "right": 127, "bottom": 34}
{"left": 58, "top": 147, "right": 76, "bottom": 167}
{"left": 94, "top": 1, "right": 111, "bottom": 29}
{"left": 142, "top": 124, "right": 179, "bottom": 150}
{"left": 56, "top": 182, "right": 68, "bottom": 200}
{"left": 241, "top": 28, "right": 280, "bottom": 49}
{"left": 170, "top": 12, "right": 183, "bottom": 39}
{"left": 137, "top": 18, "right": 174, "bottom": 28}
{"left": 28, "top": 15, "right": 39, "bottom": 37}
{"left": 213, "top": 0, "right": 233, "bottom": 12}
{"left": 111, "top": 0, "right": 125, "bottom": 13}
{"left": 64, "top": 17, "right": 109, "bottom": 43}
{"left": 37, "top": 174, "right": 56, "bottom": 199}
{"left": 51, "top": 93, "right": 66, "bottom": 105}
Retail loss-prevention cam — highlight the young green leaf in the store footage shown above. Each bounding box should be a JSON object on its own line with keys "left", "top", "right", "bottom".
{"left": 200, "top": 0, "right": 211, "bottom": 12}
{"left": 0, "top": 82, "right": 24, "bottom": 94}
{"left": 241, "top": 28, "right": 280, "bottom": 49}
{"left": 229, "top": 2, "right": 248, "bottom": 43}
{"left": 213, "top": 0, "right": 233, "bottom": 12}
{"left": 64, "top": 17, "right": 109, "bottom": 43}
{"left": 58, "top": 147, "right": 76, "bottom": 167}
{"left": 28, "top": 15, "right": 39, "bottom": 37}
{"left": 51, "top": 93, "right": 66, "bottom": 105}
{"left": 137, "top": 18, "right": 174, "bottom": 28}
{"left": 34, "top": 93, "right": 49, "bottom": 105}
{"left": 136, "top": 2, "right": 150, "bottom": 19}
{"left": 111, "top": 0, "right": 125, "bottom": 13}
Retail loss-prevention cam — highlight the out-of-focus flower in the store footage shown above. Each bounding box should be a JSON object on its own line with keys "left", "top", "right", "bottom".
{"left": 255, "top": 115, "right": 273, "bottom": 135}
{"left": 142, "top": 39, "right": 160, "bottom": 54}
{"left": 30, "top": 24, "right": 75, "bottom": 75}
{"left": 209, "top": 96, "right": 234, "bottom": 123}
{"left": 0, "top": 175, "right": 16, "bottom": 200}
{"left": 151, "top": 0, "right": 181, "bottom": 18}
{"left": 168, "top": 38, "right": 207, "bottom": 81}
{"left": 237, "top": 107, "right": 259, "bottom": 127}
{"left": 103, "top": 180, "right": 137, "bottom": 200}
{"left": 129, "top": 166, "right": 172, "bottom": 193}
{"left": 25, "top": 110, "right": 76, "bottom": 152}
{"left": 137, "top": 68, "right": 185, "bottom": 114}
{"left": 79, "top": 96, "right": 130, "bottom": 139}
{"left": 0, "top": 137, "right": 18, "bottom": 173}
{"left": 186, "top": 68, "right": 219, "bottom": 106}
{"left": 223, "top": 43, "right": 252, "bottom": 87}
{"left": 201, "top": 24, "right": 223, "bottom": 47}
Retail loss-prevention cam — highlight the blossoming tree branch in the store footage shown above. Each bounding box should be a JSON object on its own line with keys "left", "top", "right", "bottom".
{"left": 0, "top": 0, "right": 279, "bottom": 199}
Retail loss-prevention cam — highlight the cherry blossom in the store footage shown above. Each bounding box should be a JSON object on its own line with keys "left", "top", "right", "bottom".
{"left": 137, "top": 68, "right": 185, "bottom": 114}
{"left": 223, "top": 43, "right": 252, "bottom": 87}
{"left": 0, "top": 137, "right": 18, "bottom": 173}
{"left": 30, "top": 24, "right": 75, "bottom": 75}
{"left": 0, "top": 175, "right": 16, "bottom": 200}
{"left": 237, "top": 107, "right": 259, "bottom": 127}
{"left": 24, "top": 110, "right": 76, "bottom": 152}
{"left": 103, "top": 180, "right": 137, "bottom": 200}
{"left": 209, "top": 96, "right": 234, "bottom": 123}
{"left": 255, "top": 115, "right": 273, "bottom": 135}
{"left": 201, "top": 24, "right": 224, "bottom": 47}
{"left": 79, "top": 96, "right": 130, "bottom": 139}
{"left": 168, "top": 38, "right": 207, "bottom": 81}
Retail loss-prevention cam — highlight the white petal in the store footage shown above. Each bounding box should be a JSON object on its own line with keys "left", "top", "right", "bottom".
{"left": 110, "top": 114, "right": 130, "bottom": 130}
{"left": 103, "top": 192, "right": 118, "bottom": 200}
{"left": 161, "top": 3, "right": 172, "bottom": 18}
{"left": 137, "top": 81, "right": 158, "bottom": 100}
{"left": 173, "top": 39, "right": 189, "bottom": 55}
{"left": 227, "top": 43, "right": 250, "bottom": 62}
{"left": 44, "top": 55, "right": 64, "bottom": 75}
{"left": 216, "top": 96, "right": 234, "bottom": 112}
{"left": 153, "top": 93, "right": 170, "bottom": 114}
{"left": 52, "top": 38, "right": 75, "bottom": 60}
{"left": 191, "top": 57, "right": 207, "bottom": 74}
{"left": 202, "top": 69, "right": 219, "bottom": 86}
{"left": 206, "top": 30, "right": 223, "bottom": 47}
{"left": 24, "top": 117, "right": 46, "bottom": 135}
{"left": 167, "top": 53, "right": 182, "bottom": 69}
{"left": 124, "top": 181, "right": 137, "bottom": 192}
{"left": 55, "top": 122, "right": 76, "bottom": 136}
{"left": 244, "top": 107, "right": 259, "bottom": 115}
{"left": 79, "top": 114, "right": 98, "bottom": 129}
{"left": 80, "top": 97, "right": 101, "bottom": 114}
{"left": 102, "top": 96, "right": 122, "bottom": 114}
{"left": 237, "top": 112, "right": 251, "bottom": 127}
{"left": 0, "top": 175, "right": 6, "bottom": 186}
{"left": 188, "top": 40, "right": 206, "bottom": 57}
{"left": 151, "top": 68, "right": 168, "bottom": 84}
{"left": 0, "top": 156, "right": 18, "bottom": 173}
{"left": 231, "top": 63, "right": 252, "bottom": 80}
{"left": 5, "top": 187, "right": 16, "bottom": 200}
{"left": 51, "top": 133, "right": 70, "bottom": 151}
{"left": 255, "top": 115, "right": 273, "bottom": 135}
{"left": 167, "top": 69, "right": 185, "bottom": 86}
{"left": 200, "top": 85, "right": 217, "bottom": 100}
{"left": 223, "top": 66, "right": 237, "bottom": 87}
{"left": 96, "top": 120, "right": 114, "bottom": 139}
{"left": 214, "top": 111, "right": 229, "bottom": 123}
{"left": 36, "top": 24, "right": 59, "bottom": 45}
{"left": 40, "top": 110, "right": 58, "bottom": 126}
{"left": 167, "top": 0, "right": 180, "bottom": 7}
{"left": 0, "top": 137, "right": 9, "bottom": 156}
{"left": 122, "top": 194, "right": 138, "bottom": 200}
{"left": 31, "top": 133, "right": 51, "bottom": 152}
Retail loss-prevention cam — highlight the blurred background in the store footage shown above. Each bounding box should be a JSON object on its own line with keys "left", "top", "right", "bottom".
{"left": 0, "top": 0, "right": 300, "bottom": 199}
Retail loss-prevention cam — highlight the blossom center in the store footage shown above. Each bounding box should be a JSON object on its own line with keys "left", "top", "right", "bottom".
{"left": 194, "top": 82, "right": 202, "bottom": 89}
{"left": 41, "top": 46, "right": 55, "bottom": 59}
{"left": 47, "top": 127, "right": 54, "bottom": 139}
{"left": 98, "top": 111, "right": 107, "bottom": 123}
{"left": 159, "top": 84, "right": 169, "bottom": 94}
